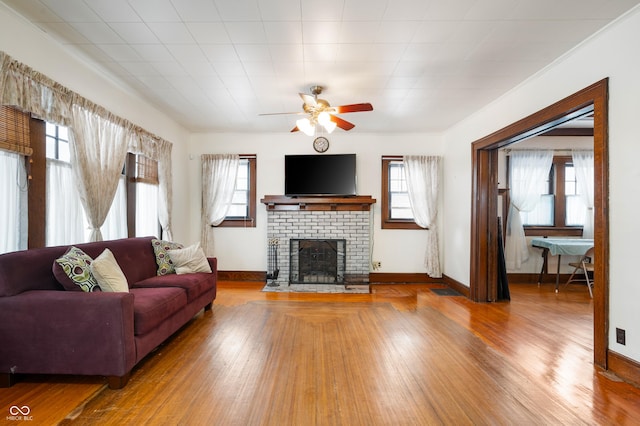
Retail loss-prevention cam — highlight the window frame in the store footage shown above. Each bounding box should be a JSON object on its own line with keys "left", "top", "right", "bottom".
{"left": 513, "top": 155, "right": 584, "bottom": 237}
{"left": 381, "top": 156, "right": 422, "bottom": 230}
{"left": 217, "top": 155, "right": 257, "bottom": 228}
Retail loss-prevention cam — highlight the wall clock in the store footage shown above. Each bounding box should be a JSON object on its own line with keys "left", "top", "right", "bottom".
{"left": 313, "top": 136, "right": 329, "bottom": 153}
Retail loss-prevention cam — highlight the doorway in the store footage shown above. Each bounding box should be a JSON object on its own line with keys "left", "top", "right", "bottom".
{"left": 469, "top": 79, "right": 609, "bottom": 368}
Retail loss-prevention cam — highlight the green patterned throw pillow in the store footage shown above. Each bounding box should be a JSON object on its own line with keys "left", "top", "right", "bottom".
{"left": 151, "top": 239, "right": 184, "bottom": 276}
{"left": 54, "top": 246, "right": 99, "bottom": 292}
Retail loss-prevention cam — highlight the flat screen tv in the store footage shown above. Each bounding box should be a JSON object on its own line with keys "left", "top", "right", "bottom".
{"left": 285, "top": 154, "right": 356, "bottom": 197}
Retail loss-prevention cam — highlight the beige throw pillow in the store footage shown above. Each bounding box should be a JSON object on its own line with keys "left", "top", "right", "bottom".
{"left": 168, "top": 243, "right": 212, "bottom": 274}
{"left": 90, "top": 249, "right": 129, "bottom": 293}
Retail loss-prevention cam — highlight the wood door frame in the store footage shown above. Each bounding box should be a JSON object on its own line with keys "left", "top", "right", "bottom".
{"left": 469, "top": 79, "right": 609, "bottom": 368}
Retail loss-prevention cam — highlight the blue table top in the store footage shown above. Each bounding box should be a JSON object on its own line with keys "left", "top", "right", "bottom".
{"left": 531, "top": 238, "right": 594, "bottom": 256}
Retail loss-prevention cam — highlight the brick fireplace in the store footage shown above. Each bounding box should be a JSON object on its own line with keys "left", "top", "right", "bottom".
{"left": 261, "top": 196, "right": 376, "bottom": 287}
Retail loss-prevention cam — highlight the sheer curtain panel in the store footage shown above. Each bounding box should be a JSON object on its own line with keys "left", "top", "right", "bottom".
{"left": 201, "top": 154, "right": 240, "bottom": 256}
{"left": 403, "top": 155, "right": 442, "bottom": 278}
{"left": 69, "top": 104, "right": 130, "bottom": 242}
{"left": 505, "top": 150, "right": 554, "bottom": 269}
{"left": 0, "top": 150, "right": 27, "bottom": 253}
{"left": 1, "top": 50, "right": 175, "bottom": 240}
{"left": 572, "top": 150, "right": 595, "bottom": 239}
{"left": 136, "top": 182, "right": 159, "bottom": 237}
{"left": 46, "top": 159, "right": 85, "bottom": 246}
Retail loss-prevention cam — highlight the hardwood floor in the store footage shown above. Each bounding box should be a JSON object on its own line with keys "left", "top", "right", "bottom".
{"left": 2, "top": 281, "right": 640, "bottom": 425}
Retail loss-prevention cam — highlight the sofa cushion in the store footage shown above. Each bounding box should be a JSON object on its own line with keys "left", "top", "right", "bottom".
{"left": 168, "top": 243, "right": 212, "bottom": 274}
{"left": 151, "top": 239, "right": 183, "bottom": 276}
{"left": 91, "top": 249, "right": 129, "bottom": 293}
{"left": 129, "top": 287, "right": 187, "bottom": 336}
{"left": 133, "top": 273, "right": 214, "bottom": 303}
{"left": 53, "top": 246, "right": 99, "bottom": 292}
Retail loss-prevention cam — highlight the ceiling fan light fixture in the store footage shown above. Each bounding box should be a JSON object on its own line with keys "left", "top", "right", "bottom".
{"left": 323, "top": 120, "right": 336, "bottom": 133}
{"left": 317, "top": 111, "right": 331, "bottom": 125}
{"left": 296, "top": 117, "right": 315, "bottom": 136}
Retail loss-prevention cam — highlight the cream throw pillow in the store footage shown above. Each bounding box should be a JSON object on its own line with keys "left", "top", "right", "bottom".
{"left": 90, "top": 249, "right": 129, "bottom": 293}
{"left": 168, "top": 243, "right": 212, "bottom": 274}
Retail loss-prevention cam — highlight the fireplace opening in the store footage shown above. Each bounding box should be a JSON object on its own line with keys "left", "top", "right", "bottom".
{"left": 289, "top": 239, "right": 346, "bottom": 284}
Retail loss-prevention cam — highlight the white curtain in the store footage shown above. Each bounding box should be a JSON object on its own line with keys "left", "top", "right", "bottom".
{"left": 156, "top": 139, "right": 173, "bottom": 240}
{"left": 505, "top": 150, "right": 554, "bottom": 269}
{"left": 69, "top": 104, "right": 130, "bottom": 242}
{"left": 46, "top": 159, "right": 85, "bottom": 246}
{"left": 403, "top": 155, "right": 442, "bottom": 278}
{"left": 572, "top": 150, "right": 595, "bottom": 239}
{"left": 201, "top": 154, "right": 240, "bottom": 256}
{"left": 1, "top": 50, "right": 175, "bottom": 240}
{"left": 101, "top": 175, "right": 128, "bottom": 240}
{"left": 47, "top": 161, "right": 127, "bottom": 245}
{"left": 0, "top": 150, "right": 27, "bottom": 254}
{"left": 136, "top": 182, "right": 159, "bottom": 237}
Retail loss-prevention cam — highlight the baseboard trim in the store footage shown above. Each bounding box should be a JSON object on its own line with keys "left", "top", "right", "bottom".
{"left": 218, "top": 270, "right": 266, "bottom": 281}
{"left": 608, "top": 350, "right": 640, "bottom": 388}
{"left": 442, "top": 274, "right": 470, "bottom": 298}
{"left": 369, "top": 272, "right": 443, "bottom": 284}
{"left": 507, "top": 272, "right": 572, "bottom": 284}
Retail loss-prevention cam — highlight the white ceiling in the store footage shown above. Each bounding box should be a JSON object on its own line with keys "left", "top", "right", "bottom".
{"left": 2, "top": 0, "right": 639, "bottom": 133}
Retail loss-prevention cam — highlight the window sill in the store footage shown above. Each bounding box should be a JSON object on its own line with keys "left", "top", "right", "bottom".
{"left": 524, "top": 226, "right": 583, "bottom": 237}
{"left": 215, "top": 218, "right": 256, "bottom": 228}
{"left": 382, "top": 220, "right": 424, "bottom": 230}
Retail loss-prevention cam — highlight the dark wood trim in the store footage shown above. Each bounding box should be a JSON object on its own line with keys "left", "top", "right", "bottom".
{"left": 218, "top": 270, "right": 267, "bottom": 281}
{"left": 470, "top": 78, "right": 609, "bottom": 370}
{"left": 608, "top": 351, "right": 640, "bottom": 388}
{"left": 381, "top": 157, "right": 422, "bottom": 230}
{"left": 540, "top": 127, "right": 594, "bottom": 137}
{"left": 442, "top": 274, "right": 471, "bottom": 298}
{"left": 218, "top": 156, "right": 257, "bottom": 228}
{"left": 524, "top": 227, "right": 583, "bottom": 237}
{"left": 261, "top": 195, "right": 376, "bottom": 212}
{"left": 27, "top": 118, "right": 46, "bottom": 249}
{"left": 507, "top": 273, "right": 573, "bottom": 284}
{"left": 369, "top": 272, "right": 443, "bottom": 284}
{"left": 126, "top": 153, "right": 136, "bottom": 237}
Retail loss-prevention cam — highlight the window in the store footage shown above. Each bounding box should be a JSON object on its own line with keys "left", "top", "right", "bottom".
{"left": 46, "top": 122, "right": 127, "bottom": 244}
{"left": 45, "top": 122, "right": 69, "bottom": 161}
{"left": 381, "top": 157, "right": 421, "bottom": 230}
{"left": 129, "top": 154, "right": 160, "bottom": 237}
{"left": 218, "top": 155, "right": 256, "bottom": 227}
{"left": 516, "top": 156, "right": 586, "bottom": 236}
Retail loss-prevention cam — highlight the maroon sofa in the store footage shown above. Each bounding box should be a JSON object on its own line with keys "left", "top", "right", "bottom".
{"left": 0, "top": 236, "right": 216, "bottom": 389}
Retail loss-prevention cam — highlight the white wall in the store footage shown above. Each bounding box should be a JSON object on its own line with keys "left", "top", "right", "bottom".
{"left": 0, "top": 4, "right": 192, "bottom": 239}
{"left": 443, "top": 6, "right": 640, "bottom": 360}
{"left": 186, "top": 132, "right": 444, "bottom": 273}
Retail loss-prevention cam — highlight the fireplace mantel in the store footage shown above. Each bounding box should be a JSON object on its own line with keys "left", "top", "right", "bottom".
{"left": 261, "top": 195, "right": 376, "bottom": 212}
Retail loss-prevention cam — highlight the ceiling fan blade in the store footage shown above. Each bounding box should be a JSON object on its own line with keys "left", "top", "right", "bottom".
{"left": 334, "top": 103, "right": 373, "bottom": 113}
{"left": 290, "top": 126, "right": 299, "bottom": 132}
{"left": 330, "top": 115, "right": 355, "bottom": 131}
{"left": 258, "top": 112, "right": 305, "bottom": 116}
{"left": 299, "top": 93, "right": 317, "bottom": 107}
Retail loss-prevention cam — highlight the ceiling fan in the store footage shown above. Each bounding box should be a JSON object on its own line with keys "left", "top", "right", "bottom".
{"left": 259, "top": 86, "right": 373, "bottom": 135}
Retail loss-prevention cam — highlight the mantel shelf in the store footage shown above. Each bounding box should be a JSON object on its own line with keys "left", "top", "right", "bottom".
{"left": 261, "top": 195, "right": 376, "bottom": 212}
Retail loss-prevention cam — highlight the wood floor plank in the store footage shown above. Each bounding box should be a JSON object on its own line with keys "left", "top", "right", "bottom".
{"left": 3, "top": 282, "right": 640, "bottom": 425}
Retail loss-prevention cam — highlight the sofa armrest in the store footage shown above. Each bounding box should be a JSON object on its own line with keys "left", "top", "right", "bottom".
{"left": 0, "top": 290, "right": 136, "bottom": 378}
{"left": 207, "top": 257, "right": 217, "bottom": 274}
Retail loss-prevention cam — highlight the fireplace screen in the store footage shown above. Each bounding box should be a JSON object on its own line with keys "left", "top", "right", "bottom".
{"left": 289, "top": 239, "right": 346, "bottom": 284}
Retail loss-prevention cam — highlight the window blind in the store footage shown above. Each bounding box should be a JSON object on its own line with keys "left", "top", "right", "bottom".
{"left": 0, "top": 106, "right": 32, "bottom": 156}
{"left": 134, "top": 154, "right": 159, "bottom": 185}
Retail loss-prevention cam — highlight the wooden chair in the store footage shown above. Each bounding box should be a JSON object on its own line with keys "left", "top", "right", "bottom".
{"left": 564, "top": 246, "right": 594, "bottom": 298}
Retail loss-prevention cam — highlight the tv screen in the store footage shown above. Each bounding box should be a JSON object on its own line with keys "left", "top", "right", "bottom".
{"left": 285, "top": 154, "right": 356, "bottom": 197}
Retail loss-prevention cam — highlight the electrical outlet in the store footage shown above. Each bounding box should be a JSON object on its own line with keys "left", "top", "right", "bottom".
{"left": 372, "top": 261, "right": 381, "bottom": 270}
{"left": 616, "top": 328, "right": 626, "bottom": 345}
